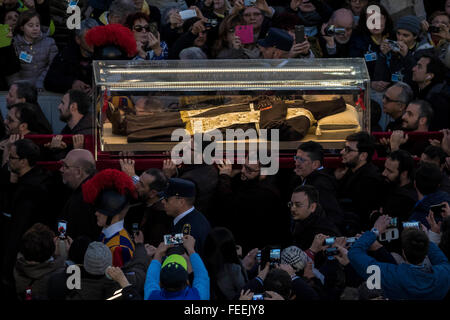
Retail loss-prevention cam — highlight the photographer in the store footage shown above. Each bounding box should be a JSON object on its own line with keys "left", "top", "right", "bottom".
{"left": 373, "top": 15, "right": 433, "bottom": 88}
{"left": 348, "top": 215, "right": 450, "bottom": 300}
{"left": 144, "top": 234, "right": 210, "bottom": 300}
{"left": 169, "top": 16, "right": 212, "bottom": 59}
{"left": 319, "top": 8, "right": 354, "bottom": 58}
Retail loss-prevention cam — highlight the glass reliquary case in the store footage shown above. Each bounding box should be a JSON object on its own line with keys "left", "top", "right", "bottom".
{"left": 93, "top": 58, "right": 370, "bottom": 155}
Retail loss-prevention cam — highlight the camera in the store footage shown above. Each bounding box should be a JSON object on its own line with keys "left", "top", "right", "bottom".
{"left": 244, "top": 0, "right": 257, "bottom": 6}
{"left": 323, "top": 237, "right": 335, "bottom": 246}
{"left": 163, "top": 233, "right": 184, "bottom": 245}
{"left": 205, "top": 19, "right": 218, "bottom": 28}
{"left": 325, "top": 25, "right": 346, "bottom": 36}
{"left": 402, "top": 221, "right": 420, "bottom": 229}
{"left": 386, "top": 40, "right": 401, "bottom": 52}
{"left": 429, "top": 26, "right": 441, "bottom": 33}
{"left": 57, "top": 220, "right": 67, "bottom": 239}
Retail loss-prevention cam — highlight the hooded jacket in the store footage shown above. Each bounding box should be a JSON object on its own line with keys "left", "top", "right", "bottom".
{"left": 348, "top": 231, "right": 450, "bottom": 300}
{"left": 14, "top": 252, "right": 66, "bottom": 300}
{"left": 9, "top": 27, "right": 58, "bottom": 89}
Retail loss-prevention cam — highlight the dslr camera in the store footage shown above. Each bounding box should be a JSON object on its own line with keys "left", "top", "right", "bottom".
{"left": 325, "top": 25, "right": 346, "bottom": 36}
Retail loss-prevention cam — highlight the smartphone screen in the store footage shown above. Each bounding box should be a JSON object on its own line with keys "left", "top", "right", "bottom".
{"left": 252, "top": 294, "right": 264, "bottom": 300}
{"left": 295, "top": 25, "right": 305, "bottom": 44}
{"left": 430, "top": 204, "right": 445, "bottom": 220}
{"left": 324, "top": 237, "right": 335, "bottom": 246}
{"left": 58, "top": 221, "right": 67, "bottom": 238}
{"left": 269, "top": 248, "right": 281, "bottom": 264}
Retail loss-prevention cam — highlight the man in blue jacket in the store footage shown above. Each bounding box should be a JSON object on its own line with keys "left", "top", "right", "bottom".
{"left": 144, "top": 234, "right": 209, "bottom": 300}
{"left": 348, "top": 215, "right": 450, "bottom": 300}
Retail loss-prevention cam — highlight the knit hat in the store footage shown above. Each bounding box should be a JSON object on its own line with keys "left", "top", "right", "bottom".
{"left": 281, "top": 246, "right": 308, "bottom": 272}
{"left": 160, "top": 254, "right": 188, "bottom": 289}
{"left": 179, "top": 47, "right": 208, "bottom": 60}
{"left": 83, "top": 242, "right": 112, "bottom": 276}
{"left": 395, "top": 15, "right": 421, "bottom": 36}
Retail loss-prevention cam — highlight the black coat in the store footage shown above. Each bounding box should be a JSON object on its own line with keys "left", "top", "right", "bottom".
{"left": 44, "top": 39, "right": 93, "bottom": 93}
{"left": 337, "top": 162, "right": 384, "bottom": 229}
{"left": 381, "top": 182, "right": 418, "bottom": 222}
{"left": 296, "top": 169, "right": 344, "bottom": 229}
{"left": 414, "top": 81, "right": 450, "bottom": 131}
{"left": 215, "top": 174, "right": 292, "bottom": 254}
{"left": 291, "top": 205, "right": 341, "bottom": 251}
{"left": 0, "top": 166, "right": 55, "bottom": 287}
{"left": 59, "top": 177, "right": 101, "bottom": 241}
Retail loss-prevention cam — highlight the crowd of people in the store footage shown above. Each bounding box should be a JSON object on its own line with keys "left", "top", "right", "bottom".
{"left": 0, "top": 0, "right": 449, "bottom": 301}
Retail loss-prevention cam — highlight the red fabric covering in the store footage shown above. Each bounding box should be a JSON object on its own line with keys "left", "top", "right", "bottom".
{"left": 85, "top": 24, "right": 137, "bottom": 57}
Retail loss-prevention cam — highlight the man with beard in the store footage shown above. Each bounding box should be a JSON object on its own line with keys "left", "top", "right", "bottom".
{"left": 216, "top": 155, "right": 291, "bottom": 254}
{"left": 43, "top": 89, "right": 94, "bottom": 159}
{"left": 420, "top": 145, "right": 450, "bottom": 195}
{"left": 292, "top": 141, "right": 344, "bottom": 230}
{"left": 379, "top": 150, "right": 417, "bottom": 222}
{"left": 335, "top": 132, "right": 384, "bottom": 231}
{"left": 388, "top": 100, "right": 433, "bottom": 157}
{"left": 289, "top": 185, "right": 341, "bottom": 250}
{"left": 319, "top": 8, "right": 354, "bottom": 58}
{"left": 120, "top": 163, "right": 173, "bottom": 247}
{"left": 411, "top": 53, "right": 450, "bottom": 131}
{"left": 58, "top": 149, "right": 100, "bottom": 241}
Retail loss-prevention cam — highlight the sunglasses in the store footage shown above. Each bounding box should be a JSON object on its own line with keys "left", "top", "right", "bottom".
{"left": 133, "top": 25, "right": 151, "bottom": 32}
{"left": 382, "top": 94, "right": 402, "bottom": 104}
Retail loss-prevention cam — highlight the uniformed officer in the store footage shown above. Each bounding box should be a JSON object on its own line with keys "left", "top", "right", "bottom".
{"left": 159, "top": 178, "right": 211, "bottom": 256}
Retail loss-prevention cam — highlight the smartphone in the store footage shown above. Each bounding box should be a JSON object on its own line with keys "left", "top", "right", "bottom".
{"left": 269, "top": 248, "right": 281, "bottom": 265}
{"left": 430, "top": 204, "right": 445, "bottom": 220}
{"left": 132, "top": 223, "right": 139, "bottom": 234}
{"left": 235, "top": 25, "right": 254, "bottom": 44}
{"left": 57, "top": 220, "right": 67, "bottom": 239}
{"left": 402, "top": 221, "right": 420, "bottom": 229}
{"left": 163, "top": 233, "right": 184, "bottom": 245}
{"left": 295, "top": 25, "right": 305, "bottom": 44}
{"left": 429, "top": 26, "right": 441, "bottom": 33}
{"left": 388, "top": 217, "right": 398, "bottom": 228}
{"left": 324, "top": 237, "right": 335, "bottom": 246}
{"left": 244, "top": 0, "right": 256, "bottom": 6}
{"left": 252, "top": 294, "right": 264, "bottom": 300}
{"left": 179, "top": 9, "right": 197, "bottom": 20}
{"left": 346, "top": 237, "right": 357, "bottom": 245}
{"left": 325, "top": 247, "right": 339, "bottom": 256}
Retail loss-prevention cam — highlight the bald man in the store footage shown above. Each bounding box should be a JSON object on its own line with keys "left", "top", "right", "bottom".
{"left": 320, "top": 8, "right": 354, "bottom": 57}
{"left": 59, "top": 149, "right": 101, "bottom": 240}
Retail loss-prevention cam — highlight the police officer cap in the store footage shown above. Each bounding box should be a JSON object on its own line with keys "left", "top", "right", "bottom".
{"left": 158, "top": 178, "right": 196, "bottom": 199}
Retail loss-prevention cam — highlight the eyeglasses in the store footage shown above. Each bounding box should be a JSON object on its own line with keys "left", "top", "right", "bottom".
{"left": 293, "top": 156, "right": 310, "bottom": 163}
{"left": 382, "top": 94, "right": 402, "bottom": 104}
{"left": 60, "top": 162, "right": 80, "bottom": 170}
{"left": 287, "top": 201, "right": 305, "bottom": 208}
{"left": 133, "top": 25, "right": 151, "bottom": 33}
{"left": 342, "top": 146, "right": 359, "bottom": 153}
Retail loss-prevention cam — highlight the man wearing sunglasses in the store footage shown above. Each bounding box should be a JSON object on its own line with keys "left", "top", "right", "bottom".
{"left": 382, "top": 82, "right": 413, "bottom": 132}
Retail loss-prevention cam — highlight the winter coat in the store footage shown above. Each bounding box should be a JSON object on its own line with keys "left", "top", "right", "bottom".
{"left": 14, "top": 253, "right": 66, "bottom": 300}
{"left": 9, "top": 29, "right": 58, "bottom": 89}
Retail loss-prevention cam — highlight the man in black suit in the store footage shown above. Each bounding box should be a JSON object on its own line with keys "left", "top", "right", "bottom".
{"left": 160, "top": 178, "right": 211, "bottom": 256}
{"left": 293, "top": 141, "right": 344, "bottom": 230}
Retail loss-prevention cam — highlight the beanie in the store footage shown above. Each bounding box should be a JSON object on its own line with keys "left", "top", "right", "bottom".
{"left": 395, "top": 15, "right": 421, "bottom": 36}
{"left": 83, "top": 242, "right": 112, "bottom": 276}
{"left": 281, "top": 246, "right": 308, "bottom": 272}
